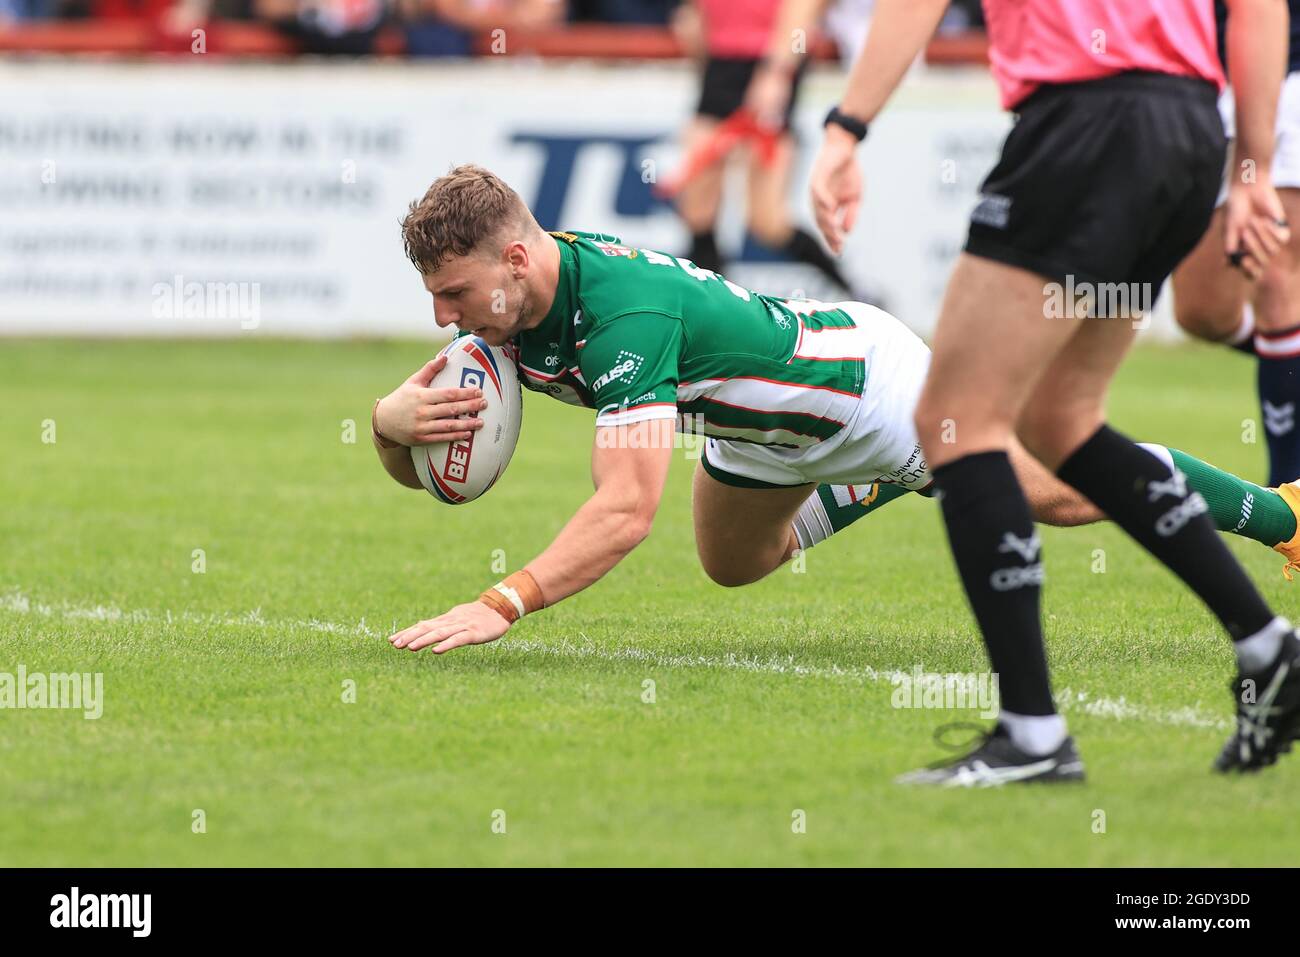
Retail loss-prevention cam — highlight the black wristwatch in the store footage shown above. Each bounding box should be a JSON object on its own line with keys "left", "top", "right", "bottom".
{"left": 824, "top": 105, "right": 869, "bottom": 141}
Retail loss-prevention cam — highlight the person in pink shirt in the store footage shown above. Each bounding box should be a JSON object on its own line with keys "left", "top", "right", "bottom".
{"left": 670, "top": 0, "right": 858, "bottom": 297}
{"left": 809, "top": 0, "right": 1299, "bottom": 785}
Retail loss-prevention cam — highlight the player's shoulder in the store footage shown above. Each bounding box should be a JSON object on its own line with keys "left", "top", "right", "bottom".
{"left": 550, "top": 229, "right": 644, "bottom": 267}
{"left": 550, "top": 229, "right": 627, "bottom": 248}
{"left": 552, "top": 229, "right": 674, "bottom": 328}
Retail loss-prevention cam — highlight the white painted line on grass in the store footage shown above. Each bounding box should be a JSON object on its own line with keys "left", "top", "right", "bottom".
{"left": 0, "top": 589, "right": 1231, "bottom": 730}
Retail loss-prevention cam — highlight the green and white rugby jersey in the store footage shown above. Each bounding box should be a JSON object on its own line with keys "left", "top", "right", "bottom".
{"left": 515, "top": 230, "right": 867, "bottom": 448}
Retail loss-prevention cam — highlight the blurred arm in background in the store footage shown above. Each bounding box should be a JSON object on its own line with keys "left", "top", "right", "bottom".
{"left": 744, "top": 0, "right": 828, "bottom": 130}
{"left": 667, "top": 0, "right": 702, "bottom": 59}
{"left": 808, "top": 0, "right": 950, "bottom": 254}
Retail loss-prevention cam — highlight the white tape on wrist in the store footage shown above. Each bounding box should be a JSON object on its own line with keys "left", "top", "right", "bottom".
{"left": 493, "top": 582, "right": 528, "bottom": 620}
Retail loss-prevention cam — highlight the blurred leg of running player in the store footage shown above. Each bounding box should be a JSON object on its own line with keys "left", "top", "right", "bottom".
{"left": 1175, "top": 189, "right": 1300, "bottom": 486}
{"left": 1254, "top": 188, "right": 1300, "bottom": 483}
{"left": 806, "top": 0, "right": 1300, "bottom": 781}
{"left": 744, "top": 128, "right": 858, "bottom": 296}
{"left": 1172, "top": 8, "right": 1300, "bottom": 487}
{"left": 798, "top": 0, "right": 1300, "bottom": 784}
{"left": 905, "top": 65, "right": 1299, "bottom": 783}
{"left": 676, "top": 114, "right": 727, "bottom": 273}
{"left": 1172, "top": 205, "right": 1254, "bottom": 346}
{"left": 677, "top": 0, "right": 860, "bottom": 292}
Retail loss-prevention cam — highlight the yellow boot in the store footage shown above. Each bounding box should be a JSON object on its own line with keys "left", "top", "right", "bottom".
{"left": 1272, "top": 481, "right": 1300, "bottom": 580}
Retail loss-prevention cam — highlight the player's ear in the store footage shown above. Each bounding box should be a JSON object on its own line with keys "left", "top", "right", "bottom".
{"left": 505, "top": 239, "right": 529, "bottom": 277}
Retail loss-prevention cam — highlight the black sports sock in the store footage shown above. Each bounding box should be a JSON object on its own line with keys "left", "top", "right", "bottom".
{"left": 1056, "top": 424, "right": 1275, "bottom": 642}
{"left": 934, "top": 451, "right": 1056, "bottom": 716}
{"left": 686, "top": 229, "right": 724, "bottom": 275}
{"left": 783, "top": 227, "right": 854, "bottom": 293}
{"left": 1256, "top": 327, "right": 1300, "bottom": 486}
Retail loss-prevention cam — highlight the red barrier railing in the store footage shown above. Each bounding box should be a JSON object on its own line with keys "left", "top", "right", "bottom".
{"left": 0, "top": 20, "right": 988, "bottom": 64}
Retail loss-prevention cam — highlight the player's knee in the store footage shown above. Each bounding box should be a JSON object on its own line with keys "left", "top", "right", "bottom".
{"left": 712, "top": 570, "right": 759, "bottom": 588}
{"left": 698, "top": 535, "right": 790, "bottom": 587}
{"left": 1018, "top": 404, "right": 1088, "bottom": 466}
{"left": 1174, "top": 297, "right": 1238, "bottom": 341}
{"left": 1016, "top": 406, "right": 1055, "bottom": 458}
{"left": 913, "top": 394, "right": 951, "bottom": 451}
{"left": 700, "top": 554, "right": 764, "bottom": 588}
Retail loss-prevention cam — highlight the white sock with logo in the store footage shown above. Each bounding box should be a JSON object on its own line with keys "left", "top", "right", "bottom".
{"left": 998, "top": 710, "right": 1067, "bottom": 757}
{"left": 791, "top": 490, "right": 834, "bottom": 550}
{"left": 1236, "top": 616, "right": 1291, "bottom": 672}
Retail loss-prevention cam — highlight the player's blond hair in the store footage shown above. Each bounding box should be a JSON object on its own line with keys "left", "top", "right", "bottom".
{"left": 401, "top": 164, "right": 540, "bottom": 274}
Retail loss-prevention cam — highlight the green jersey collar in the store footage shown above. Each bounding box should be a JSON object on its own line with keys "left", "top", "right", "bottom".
{"left": 529, "top": 232, "right": 580, "bottom": 342}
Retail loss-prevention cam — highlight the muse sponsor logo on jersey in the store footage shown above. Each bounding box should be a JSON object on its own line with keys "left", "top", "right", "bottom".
{"left": 591, "top": 351, "right": 645, "bottom": 392}
{"left": 50, "top": 887, "right": 151, "bottom": 937}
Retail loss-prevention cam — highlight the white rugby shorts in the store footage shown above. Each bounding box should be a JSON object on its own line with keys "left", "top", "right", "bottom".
{"left": 1216, "top": 71, "right": 1300, "bottom": 205}
{"left": 702, "top": 300, "right": 934, "bottom": 492}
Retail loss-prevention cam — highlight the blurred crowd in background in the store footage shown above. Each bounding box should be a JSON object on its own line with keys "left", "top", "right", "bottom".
{"left": 0, "top": 0, "right": 986, "bottom": 59}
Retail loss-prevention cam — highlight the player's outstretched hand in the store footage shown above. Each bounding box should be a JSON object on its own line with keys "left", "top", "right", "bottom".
{"left": 374, "top": 355, "right": 489, "bottom": 446}
{"left": 388, "top": 601, "right": 510, "bottom": 654}
{"left": 1224, "top": 175, "right": 1291, "bottom": 280}
{"left": 809, "top": 125, "right": 863, "bottom": 256}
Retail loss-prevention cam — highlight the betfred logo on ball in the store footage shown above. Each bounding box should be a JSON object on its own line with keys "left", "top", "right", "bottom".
{"left": 442, "top": 367, "right": 484, "bottom": 484}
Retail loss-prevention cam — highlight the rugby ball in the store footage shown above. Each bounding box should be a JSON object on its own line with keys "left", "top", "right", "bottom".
{"left": 411, "top": 336, "right": 523, "bottom": 504}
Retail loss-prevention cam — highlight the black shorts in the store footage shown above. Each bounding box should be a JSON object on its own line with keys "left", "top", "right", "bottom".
{"left": 696, "top": 56, "right": 807, "bottom": 133}
{"left": 964, "top": 71, "right": 1226, "bottom": 305}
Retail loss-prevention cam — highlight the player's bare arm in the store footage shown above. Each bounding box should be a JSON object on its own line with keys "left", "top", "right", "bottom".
{"left": 387, "top": 418, "right": 674, "bottom": 654}
{"left": 1223, "top": 0, "right": 1292, "bottom": 276}
{"left": 809, "top": 0, "right": 950, "bottom": 253}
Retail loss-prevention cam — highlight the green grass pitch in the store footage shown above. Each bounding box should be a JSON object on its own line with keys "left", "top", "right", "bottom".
{"left": 2, "top": 337, "right": 1298, "bottom": 866}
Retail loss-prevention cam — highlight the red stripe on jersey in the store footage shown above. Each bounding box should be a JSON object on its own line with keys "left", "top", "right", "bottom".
{"left": 520, "top": 363, "right": 564, "bottom": 382}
